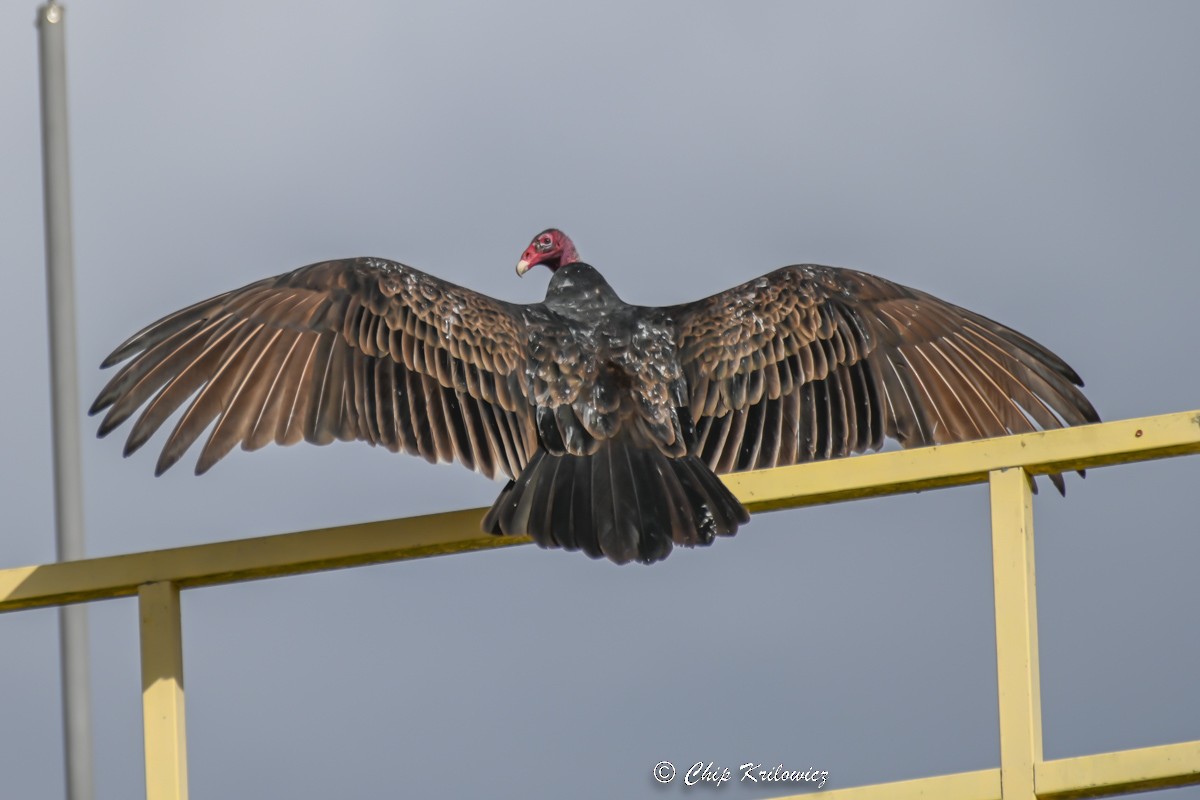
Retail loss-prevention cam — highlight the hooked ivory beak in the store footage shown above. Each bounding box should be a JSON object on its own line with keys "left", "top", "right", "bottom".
{"left": 516, "top": 259, "right": 532, "bottom": 276}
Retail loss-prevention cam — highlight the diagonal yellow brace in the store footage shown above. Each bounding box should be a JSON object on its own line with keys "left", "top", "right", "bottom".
{"left": 139, "top": 581, "right": 189, "bottom": 800}
{"left": 990, "top": 467, "right": 1042, "bottom": 800}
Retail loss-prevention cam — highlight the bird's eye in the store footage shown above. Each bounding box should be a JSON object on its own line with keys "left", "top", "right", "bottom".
{"left": 538, "top": 237, "right": 553, "bottom": 250}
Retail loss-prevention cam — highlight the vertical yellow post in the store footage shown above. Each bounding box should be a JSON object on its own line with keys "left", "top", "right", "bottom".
{"left": 990, "top": 467, "right": 1042, "bottom": 800}
{"left": 139, "top": 581, "right": 188, "bottom": 800}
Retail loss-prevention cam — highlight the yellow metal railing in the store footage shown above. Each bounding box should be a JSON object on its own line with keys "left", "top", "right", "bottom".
{"left": 3, "top": 409, "right": 1200, "bottom": 800}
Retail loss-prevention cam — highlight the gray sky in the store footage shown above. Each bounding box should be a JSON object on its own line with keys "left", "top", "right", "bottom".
{"left": 3, "top": 2, "right": 1199, "bottom": 798}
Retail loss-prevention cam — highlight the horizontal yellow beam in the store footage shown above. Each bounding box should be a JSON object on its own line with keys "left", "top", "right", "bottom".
{"left": 1036, "top": 739, "right": 1200, "bottom": 799}
{"left": 1, "top": 409, "right": 1197, "bottom": 614}
{"left": 763, "top": 767, "right": 1001, "bottom": 800}
{"left": 755, "top": 736, "right": 1200, "bottom": 800}
{"left": 726, "top": 408, "right": 1200, "bottom": 512}
{"left": 0, "top": 509, "right": 526, "bottom": 613}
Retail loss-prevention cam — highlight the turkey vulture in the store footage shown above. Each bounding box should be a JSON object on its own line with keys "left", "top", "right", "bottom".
{"left": 91, "top": 229, "right": 1099, "bottom": 564}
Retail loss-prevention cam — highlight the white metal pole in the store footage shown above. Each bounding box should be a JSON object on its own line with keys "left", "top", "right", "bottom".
{"left": 36, "top": 4, "right": 95, "bottom": 799}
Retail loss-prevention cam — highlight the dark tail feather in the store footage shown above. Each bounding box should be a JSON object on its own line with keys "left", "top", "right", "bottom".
{"left": 482, "top": 438, "right": 748, "bottom": 565}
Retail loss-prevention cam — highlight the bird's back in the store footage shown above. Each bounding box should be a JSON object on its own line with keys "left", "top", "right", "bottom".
{"left": 533, "top": 263, "right": 691, "bottom": 457}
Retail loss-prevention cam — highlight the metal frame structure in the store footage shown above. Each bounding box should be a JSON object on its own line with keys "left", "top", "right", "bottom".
{"left": 3, "top": 409, "right": 1199, "bottom": 800}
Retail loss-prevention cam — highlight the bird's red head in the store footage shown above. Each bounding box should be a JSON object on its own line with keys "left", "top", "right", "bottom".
{"left": 516, "top": 228, "right": 579, "bottom": 276}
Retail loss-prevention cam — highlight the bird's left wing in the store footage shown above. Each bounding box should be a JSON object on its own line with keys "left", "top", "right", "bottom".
{"left": 91, "top": 258, "right": 537, "bottom": 479}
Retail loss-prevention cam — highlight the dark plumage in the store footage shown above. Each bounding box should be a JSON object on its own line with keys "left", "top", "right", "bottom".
{"left": 91, "top": 229, "right": 1099, "bottom": 564}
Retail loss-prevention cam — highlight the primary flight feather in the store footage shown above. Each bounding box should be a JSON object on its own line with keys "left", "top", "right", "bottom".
{"left": 92, "top": 229, "right": 1099, "bottom": 564}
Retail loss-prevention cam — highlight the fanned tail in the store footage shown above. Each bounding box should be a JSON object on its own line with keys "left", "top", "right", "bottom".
{"left": 482, "top": 436, "right": 748, "bottom": 565}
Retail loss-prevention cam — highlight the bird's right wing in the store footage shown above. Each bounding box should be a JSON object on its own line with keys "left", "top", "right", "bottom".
{"left": 91, "top": 258, "right": 538, "bottom": 479}
{"left": 665, "top": 264, "right": 1099, "bottom": 489}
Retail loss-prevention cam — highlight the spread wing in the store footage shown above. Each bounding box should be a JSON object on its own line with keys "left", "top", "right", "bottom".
{"left": 666, "top": 265, "right": 1099, "bottom": 490}
{"left": 91, "top": 258, "right": 538, "bottom": 479}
